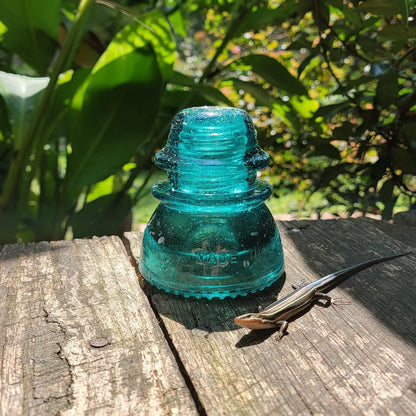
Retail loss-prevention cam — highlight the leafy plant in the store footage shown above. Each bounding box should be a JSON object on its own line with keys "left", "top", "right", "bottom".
{"left": 178, "top": 0, "right": 416, "bottom": 220}
{"left": 1, "top": 0, "right": 415, "bottom": 245}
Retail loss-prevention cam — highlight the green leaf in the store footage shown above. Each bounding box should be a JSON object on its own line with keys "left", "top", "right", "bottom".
{"left": 168, "top": 8, "right": 187, "bottom": 37}
{"left": 66, "top": 49, "right": 163, "bottom": 196}
{"left": 379, "top": 24, "right": 416, "bottom": 41}
{"left": 314, "top": 101, "right": 350, "bottom": 120}
{"left": 391, "top": 147, "right": 416, "bottom": 174}
{"left": 86, "top": 175, "right": 116, "bottom": 202}
{"left": 94, "top": 10, "right": 175, "bottom": 80}
{"left": 355, "top": 35, "right": 389, "bottom": 59}
{"left": 334, "top": 75, "right": 376, "bottom": 95}
{"left": 169, "top": 72, "right": 233, "bottom": 106}
{"left": 318, "top": 163, "right": 350, "bottom": 187}
{"left": 399, "top": 123, "right": 416, "bottom": 150}
{"left": 69, "top": 193, "right": 133, "bottom": 238}
{"left": 226, "top": 78, "right": 273, "bottom": 107}
{"left": 378, "top": 179, "right": 396, "bottom": 220}
{"left": 360, "top": 0, "right": 408, "bottom": 19}
{"left": 236, "top": 2, "right": 297, "bottom": 36}
{"left": 297, "top": 51, "right": 319, "bottom": 78}
{"left": 272, "top": 100, "right": 303, "bottom": 133}
{"left": 239, "top": 54, "right": 308, "bottom": 96}
{"left": 0, "top": 96, "right": 11, "bottom": 141}
{"left": 375, "top": 69, "right": 399, "bottom": 107}
{"left": 332, "top": 122, "right": 355, "bottom": 141}
{"left": 161, "top": 89, "right": 212, "bottom": 109}
{"left": 289, "top": 96, "right": 319, "bottom": 118}
{"left": 0, "top": 71, "right": 49, "bottom": 149}
{"left": 0, "top": 0, "right": 60, "bottom": 74}
{"left": 309, "top": 137, "right": 341, "bottom": 160}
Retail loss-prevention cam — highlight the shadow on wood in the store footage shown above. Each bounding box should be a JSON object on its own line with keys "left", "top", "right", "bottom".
{"left": 279, "top": 218, "right": 416, "bottom": 346}
{"left": 141, "top": 271, "right": 286, "bottom": 333}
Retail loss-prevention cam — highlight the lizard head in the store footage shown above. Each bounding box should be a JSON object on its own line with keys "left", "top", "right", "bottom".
{"left": 234, "top": 313, "right": 278, "bottom": 330}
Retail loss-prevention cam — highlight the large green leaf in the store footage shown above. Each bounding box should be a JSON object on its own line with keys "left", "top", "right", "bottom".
{"left": 0, "top": 0, "right": 60, "bottom": 74}
{"left": 0, "top": 71, "right": 49, "bottom": 149}
{"left": 66, "top": 50, "right": 162, "bottom": 197}
{"left": 94, "top": 10, "right": 175, "bottom": 80}
{"left": 239, "top": 54, "right": 308, "bottom": 96}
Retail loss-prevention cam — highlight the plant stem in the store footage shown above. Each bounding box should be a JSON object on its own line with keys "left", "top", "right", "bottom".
{"left": 0, "top": 0, "right": 95, "bottom": 213}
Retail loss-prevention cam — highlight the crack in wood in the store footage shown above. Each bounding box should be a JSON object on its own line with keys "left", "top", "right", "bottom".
{"left": 41, "top": 303, "right": 74, "bottom": 409}
{"left": 122, "top": 235, "right": 208, "bottom": 416}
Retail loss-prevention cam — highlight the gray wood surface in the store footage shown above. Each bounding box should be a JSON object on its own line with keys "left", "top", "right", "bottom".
{"left": 0, "top": 236, "right": 197, "bottom": 416}
{"left": 1, "top": 219, "right": 415, "bottom": 416}
{"left": 124, "top": 218, "right": 416, "bottom": 416}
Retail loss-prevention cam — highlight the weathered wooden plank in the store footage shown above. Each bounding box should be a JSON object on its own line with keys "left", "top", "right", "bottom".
{"left": 359, "top": 216, "right": 416, "bottom": 248}
{"left": 0, "top": 236, "right": 197, "bottom": 416}
{"left": 124, "top": 218, "right": 416, "bottom": 416}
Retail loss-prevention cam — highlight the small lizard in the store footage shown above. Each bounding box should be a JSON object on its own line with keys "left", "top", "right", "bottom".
{"left": 234, "top": 252, "right": 409, "bottom": 340}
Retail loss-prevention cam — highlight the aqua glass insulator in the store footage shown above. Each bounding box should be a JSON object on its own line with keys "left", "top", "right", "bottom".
{"left": 139, "top": 106, "right": 284, "bottom": 299}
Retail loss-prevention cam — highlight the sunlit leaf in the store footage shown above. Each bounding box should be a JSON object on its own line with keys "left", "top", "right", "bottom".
{"left": 239, "top": 54, "right": 308, "bottom": 96}
{"left": 168, "top": 8, "right": 187, "bottom": 37}
{"left": 66, "top": 50, "right": 162, "bottom": 197}
{"left": 0, "top": 71, "right": 49, "bottom": 149}
{"left": 272, "top": 101, "right": 302, "bottom": 132}
{"left": 290, "top": 96, "right": 319, "bottom": 118}
{"left": 94, "top": 10, "right": 175, "bottom": 80}
{"left": 86, "top": 175, "right": 116, "bottom": 202}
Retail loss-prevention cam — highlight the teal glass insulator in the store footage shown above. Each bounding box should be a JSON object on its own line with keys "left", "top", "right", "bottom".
{"left": 139, "top": 106, "right": 284, "bottom": 299}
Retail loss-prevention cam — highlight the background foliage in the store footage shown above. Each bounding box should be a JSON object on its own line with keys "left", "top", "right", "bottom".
{"left": 0, "top": 0, "right": 415, "bottom": 243}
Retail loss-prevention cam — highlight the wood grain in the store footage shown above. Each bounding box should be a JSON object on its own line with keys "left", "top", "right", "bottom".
{"left": 124, "top": 218, "right": 416, "bottom": 416}
{"left": 0, "top": 236, "right": 197, "bottom": 416}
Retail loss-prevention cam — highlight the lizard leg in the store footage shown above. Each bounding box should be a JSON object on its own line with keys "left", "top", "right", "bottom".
{"left": 292, "top": 279, "right": 306, "bottom": 290}
{"left": 315, "top": 292, "right": 334, "bottom": 307}
{"left": 315, "top": 292, "right": 350, "bottom": 307}
{"left": 275, "top": 320, "right": 288, "bottom": 341}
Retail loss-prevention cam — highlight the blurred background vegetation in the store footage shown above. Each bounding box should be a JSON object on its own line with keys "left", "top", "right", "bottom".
{"left": 0, "top": 0, "right": 415, "bottom": 243}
